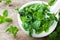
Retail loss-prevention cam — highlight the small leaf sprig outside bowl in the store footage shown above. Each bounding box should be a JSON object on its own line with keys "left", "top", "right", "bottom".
{"left": 17, "top": 1, "right": 58, "bottom": 38}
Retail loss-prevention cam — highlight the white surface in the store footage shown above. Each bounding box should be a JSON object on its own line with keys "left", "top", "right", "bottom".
{"left": 17, "top": 1, "right": 59, "bottom": 38}
{"left": 50, "top": 0, "right": 60, "bottom": 13}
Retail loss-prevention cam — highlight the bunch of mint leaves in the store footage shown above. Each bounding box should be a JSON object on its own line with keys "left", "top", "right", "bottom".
{"left": 0, "top": 0, "right": 19, "bottom": 37}
{"left": 0, "top": 0, "right": 59, "bottom": 38}
{"left": 0, "top": 10, "right": 12, "bottom": 24}
{"left": 0, "top": 9, "right": 19, "bottom": 37}
{"left": 19, "top": 2, "right": 57, "bottom": 37}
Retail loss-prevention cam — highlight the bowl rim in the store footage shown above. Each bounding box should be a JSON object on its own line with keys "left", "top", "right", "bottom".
{"left": 17, "top": 1, "right": 58, "bottom": 38}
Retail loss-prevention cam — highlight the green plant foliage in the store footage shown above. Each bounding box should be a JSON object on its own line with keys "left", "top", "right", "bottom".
{"left": 5, "top": 0, "right": 11, "bottom": 5}
{"left": 6, "top": 25, "right": 19, "bottom": 37}
{"left": 0, "top": 10, "right": 12, "bottom": 24}
{"left": 19, "top": 3, "right": 57, "bottom": 37}
{"left": 48, "top": 0, "right": 56, "bottom": 6}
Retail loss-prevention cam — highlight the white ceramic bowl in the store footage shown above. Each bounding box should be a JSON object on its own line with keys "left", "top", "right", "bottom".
{"left": 17, "top": 1, "right": 58, "bottom": 38}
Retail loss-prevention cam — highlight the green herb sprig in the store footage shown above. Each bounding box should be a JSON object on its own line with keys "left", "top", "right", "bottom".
{"left": 6, "top": 25, "right": 19, "bottom": 37}
{"left": 48, "top": 0, "right": 56, "bottom": 6}
{"left": 0, "top": 10, "right": 12, "bottom": 24}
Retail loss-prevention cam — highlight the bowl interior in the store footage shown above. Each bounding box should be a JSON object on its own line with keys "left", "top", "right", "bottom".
{"left": 17, "top": 1, "right": 58, "bottom": 38}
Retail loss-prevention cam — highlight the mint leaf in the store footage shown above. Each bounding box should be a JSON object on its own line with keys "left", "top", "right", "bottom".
{"left": 5, "top": 18, "right": 12, "bottom": 22}
{"left": 47, "top": 13, "right": 57, "bottom": 21}
{"left": 31, "top": 4, "right": 40, "bottom": 11}
{"left": 32, "top": 20, "right": 41, "bottom": 30}
{"left": 0, "top": 0, "right": 11, "bottom": 5}
{"left": 6, "top": 25, "right": 19, "bottom": 37}
{"left": 5, "top": 0, "right": 11, "bottom": 5}
{"left": 22, "top": 23, "right": 29, "bottom": 31}
{"left": 0, "top": 10, "right": 12, "bottom": 24}
{"left": 3, "top": 10, "right": 8, "bottom": 17}
{"left": 36, "top": 13, "right": 45, "bottom": 21}
{"left": 42, "top": 21, "right": 53, "bottom": 32}
{"left": 35, "top": 27, "right": 43, "bottom": 34}
{"left": 0, "top": 16, "right": 5, "bottom": 24}
{"left": 21, "top": 16, "right": 28, "bottom": 22}
{"left": 48, "top": 0, "right": 56, "bottom": 6}
{"left": 29, "top": 28, "right": 33, "bottom": 37}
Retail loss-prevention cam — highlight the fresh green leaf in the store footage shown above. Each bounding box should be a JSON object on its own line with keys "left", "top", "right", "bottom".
{"left": 21, "top": 16, "right": 28, "bottom": 22}
{"left": 35, "top": 27, "right": 43, "bottom": 34}
{"left": 5, "top": 18, "right": 12, "bottom": 22}
{"left": 42, "top": 23, "right": 49, "bottom": 32}
{"left": 0, "top": 16, "right": 5, "bottom": 24}
{"left": 6, "top": 25, "right": 19, "bottom": 37}
{"left": 42, "top": 20, "right": 53, "bottom": 32}
{"left": 32, "top": 4, "right": 40, "bottom": 11}
{"left": 47, "top": 13, "right": 57, "bottom": 21}
{"left": 48, "top": 0, "right": 56, "bottom": 6}
{"left": 5, "top": 0, "right": 11, "bottom": 5}
{"left": 37, "top": 13, "right": 45, "bottom": 21}
{"left": 29, "top": 28, "right": 33, "bottom": 37}
{"left": 3, "top": 10, "right": 8, "bottom": 17}
{"left": 41, "top": 3, "right": 49, "bottom": 11}
{"left": 22, "top": 23, "right": 29, "bottom": 31}
{"left": 0, "top": 10, "right": 12, "bottom": 24}
{"left": 32, "top": 20, "right": 41, "bottom": 30}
